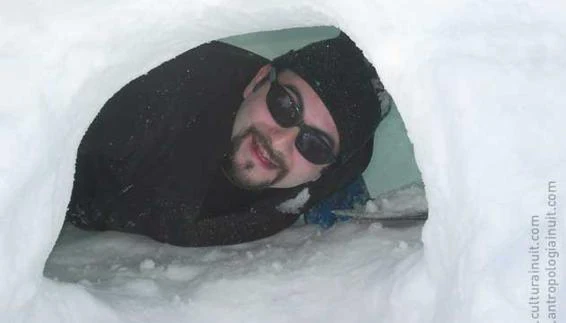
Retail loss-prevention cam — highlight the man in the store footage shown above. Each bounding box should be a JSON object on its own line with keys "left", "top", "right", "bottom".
{"left": 66, "top": 32, "right": 387, "bottom": 246}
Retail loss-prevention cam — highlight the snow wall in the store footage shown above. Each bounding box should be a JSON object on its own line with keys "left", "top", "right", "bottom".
{"left": 1, "top": 0, "right": 565, "bottom": 322}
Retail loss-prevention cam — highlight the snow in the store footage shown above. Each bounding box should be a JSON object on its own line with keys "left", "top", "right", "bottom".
{"left": 338, "top": 181, "right": 427, "bottom": 218}
{"left": 372, "top": 182, "right": 426, "bottom": 214}
{"left": 332, "top": 182, "right": 427, "bottom": 225}
{"left": 1, "top": 1, "right": 565, "bottom": 323}
{"left": 276, "top": 188, "right": 310, "bottom": 214}
{"left": 44, "top": 223, "right": 426, "bottom": 323}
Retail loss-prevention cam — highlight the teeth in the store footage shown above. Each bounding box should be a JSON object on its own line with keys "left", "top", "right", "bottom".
{"left": 259, "top": 144, "right": 270, "bottom": 162}
{"left": 256, "top": 139, "right": 274, "bottom": 166}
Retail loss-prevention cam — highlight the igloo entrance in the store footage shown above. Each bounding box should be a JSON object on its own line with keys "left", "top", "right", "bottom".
{"left": 42, "top": 26, "right": 428, "bottom": 321}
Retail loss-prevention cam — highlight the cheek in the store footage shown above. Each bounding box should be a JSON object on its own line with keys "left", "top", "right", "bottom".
{"left": 289, "top": 156, "right": 322, "bottom": 181}
{"left": 234, "top": 99, "right": 274, "bottom": 132}
{"left": 250, "top": 103, "right": 274, "bottom": 126}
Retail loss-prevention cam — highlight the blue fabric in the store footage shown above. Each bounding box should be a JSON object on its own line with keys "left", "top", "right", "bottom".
{"left": 304, "top": 176, "right": 370, "bottom": 228}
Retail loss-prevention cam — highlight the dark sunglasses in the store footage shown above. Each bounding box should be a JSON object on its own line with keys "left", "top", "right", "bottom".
{"left": 264, "top": 68, "right": 337, "bottom": 165}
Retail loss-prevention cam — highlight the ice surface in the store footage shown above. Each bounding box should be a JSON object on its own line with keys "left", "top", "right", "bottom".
{"left": 1, "top": 0, "right": 565, "bottom": 322}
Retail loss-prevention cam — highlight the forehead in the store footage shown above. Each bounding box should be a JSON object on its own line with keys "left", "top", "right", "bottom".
{"left": 276, "top": 69, "right": 340, "bottom": 150}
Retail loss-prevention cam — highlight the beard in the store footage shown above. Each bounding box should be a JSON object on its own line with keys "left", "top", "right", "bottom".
{"left": 222, "top": 126, "right": 289, "bottom": 190}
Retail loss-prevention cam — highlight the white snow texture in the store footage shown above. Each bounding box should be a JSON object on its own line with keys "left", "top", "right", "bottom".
{"left": 1, "top": 1, "right": 565, "bottom": 323}
{"left": 276, "top": 188, "right": 310, "bottom": 214}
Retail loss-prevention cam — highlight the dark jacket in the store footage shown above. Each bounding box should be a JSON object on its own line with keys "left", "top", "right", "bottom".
{"left": 66, "top": 41, "right": 373, "bottom": 246}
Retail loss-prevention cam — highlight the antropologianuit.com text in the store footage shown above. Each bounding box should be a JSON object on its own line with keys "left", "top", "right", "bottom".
{"left": 529, "top": 181, "right": 560, "bottom": 323}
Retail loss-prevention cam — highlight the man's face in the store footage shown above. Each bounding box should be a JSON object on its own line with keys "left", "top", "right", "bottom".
{"left": 227, "top": 66, "right": 340, "bottom": 190}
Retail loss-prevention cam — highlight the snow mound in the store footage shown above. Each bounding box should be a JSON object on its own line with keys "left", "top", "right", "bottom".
{"left": 44, "top": 223, "right": 427, "bottom": 322}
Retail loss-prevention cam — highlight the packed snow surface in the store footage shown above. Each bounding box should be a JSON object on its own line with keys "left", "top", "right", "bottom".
{"left": 44, "top": 222, "right": 427, "bottom": 323}
{"left": 1, "top": 0, "right": 565, "bottom": 323}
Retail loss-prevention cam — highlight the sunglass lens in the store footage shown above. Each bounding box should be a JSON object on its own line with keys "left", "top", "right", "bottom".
{"left": 296, "top": 130, "right": 335, "bottom": 165}
{"left": 267, "top": 83, "right": 301, "bottom": 127}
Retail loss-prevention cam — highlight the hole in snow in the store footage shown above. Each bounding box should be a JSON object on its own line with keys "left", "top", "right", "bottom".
{"left": 44, "top": 26, "right": 427, "bottom": 317}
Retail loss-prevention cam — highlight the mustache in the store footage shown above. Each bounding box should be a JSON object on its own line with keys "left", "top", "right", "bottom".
{"left": 226, "top": 126, "right": 291, "bottom": 189}
{"left": 250, "top": 127, "right": 286, "bottom": 170}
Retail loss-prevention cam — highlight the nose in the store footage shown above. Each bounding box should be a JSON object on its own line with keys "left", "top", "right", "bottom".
{"left": 269, "top": 126, "right": 299, "bottom": 155}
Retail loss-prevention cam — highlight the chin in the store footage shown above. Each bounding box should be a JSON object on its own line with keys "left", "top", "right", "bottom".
{"left": 269, "top": 179, "right": 303, "bottom": 189}
{"left": 229, "top": 163, "right": 276, "bottom": 190}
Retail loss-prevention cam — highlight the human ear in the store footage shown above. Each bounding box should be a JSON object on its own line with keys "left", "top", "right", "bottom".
{"left": 243, "top": 64, "right": 272, "bottom": 99}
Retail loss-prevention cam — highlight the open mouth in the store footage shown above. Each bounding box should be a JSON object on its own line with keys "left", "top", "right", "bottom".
{"left": 251, "top": 134, "right": 278, "bottom": 170}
